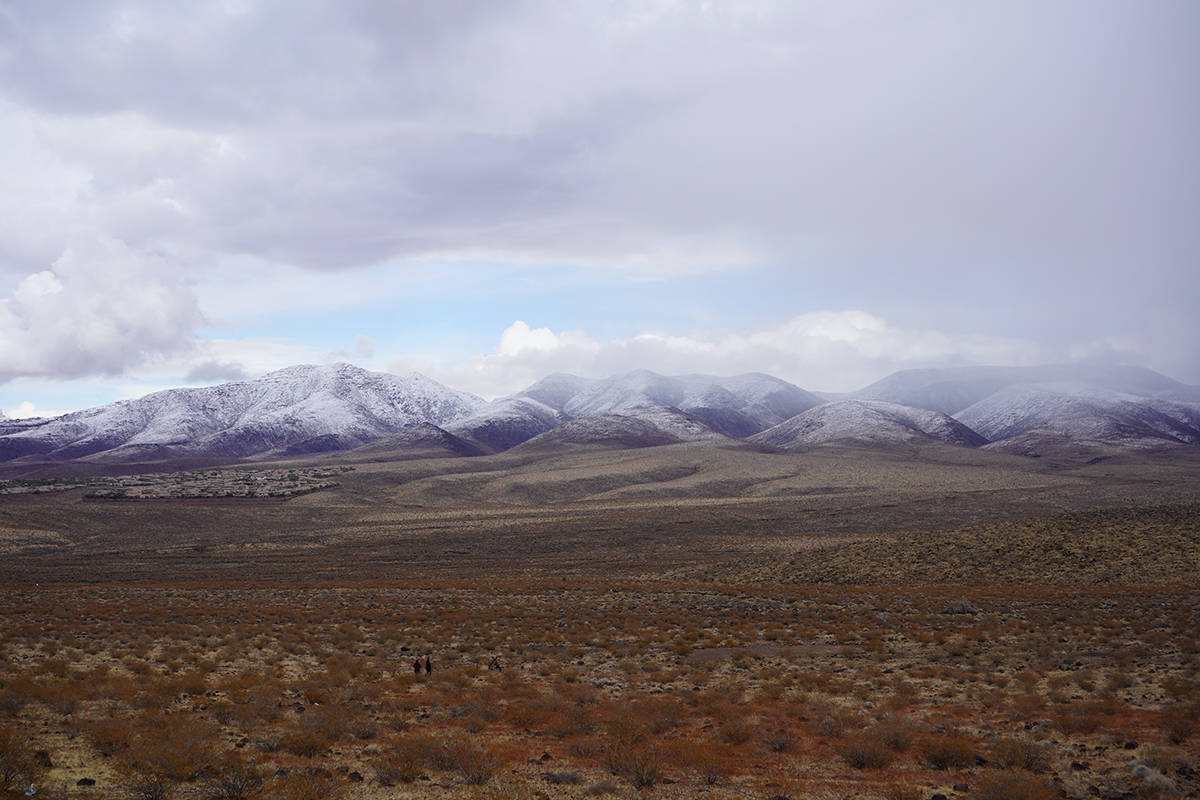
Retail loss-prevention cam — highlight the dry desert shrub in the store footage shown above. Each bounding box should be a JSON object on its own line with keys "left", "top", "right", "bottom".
{"left": 270, "top": 771, "right": 344, "bottom": 800}
{"left": 1106, "top": 670, "right": 1135, "bottom": 691}
{"left": 630, "top": 695, "right": 684, "bottom": 735}
{"left": 991, "top": 737, "right": 1052, "bottom": 772}
{"left": 436, "top": 735, "right": 501, "bottom": 785}
{"left": 548, "top": 703, "right": 597, "bottom": 739}
{"left": 0, "top": 679, "right": 31, "bottom": 715}
{"left": 882, "top": 781, "right": 922, "bottom": 800}
{"left": 0, "top": 726, "right": 47, "bottom": 795}
{"left": 601, "top": 715, "right": 662, "bottom": 789}
{"left": 1008, "top": 692, "right": 1046, "bottom": 719}
{"left": 680, "top": 742, "right": 732, "bottom": 785}
{"left": 921, "top": 735, "right": 977, "bottom": 770}
{"left": 604, "top": 738, "right": 661, "bottom": 789}
{"left": 125, "top": 776, "right": 176, "bottom": 800}
{"left": 1160, "top": 675, "right": 1195, "bottom": 700}
{"left": 1159, "top": 705, "right": 1197, "bottom": 744}
{"left": 202, "top": 759, "right": 265, "bottom": 800}
{"left": 836, "top": 732, "right": 895, "bottom": 769}
{"left": 762, "top": 726, "right": 798, "bottom": 753}
{"left": 1054, "top": 701, "right": 1104, "bottom": 735}
{"left": 279, "top": 727, "right": 327, "bottom": 758}
{"left": 714, "top": 714, "right": 755, "bottom": 744}
{"left": 874, "top": 714, "right": 915, "bottom": 751}
{"left": 120, "top": 713, "right": 220, "bottom": 782}
{"left": 971, "top": 769, "right": 1057, "bottom": 800}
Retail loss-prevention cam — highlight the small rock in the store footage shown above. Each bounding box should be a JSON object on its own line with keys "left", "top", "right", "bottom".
{"left": 953, "top": 783, "right": 969, "bottom": 791}
{"left": 539, "top": 752, "right": 552, "bottom": 762}
{"left": 348, "top": 771, "right": 363, "bottom": 782}
{"left": 1123, "top": 741, "right": 1138, "bottom": 749}
{"left": 930, "top": 794, "right": 948, "bottom": 800}
{"left": 941, "top": 599, "right": 980, "bottom": 614}
{"left": 76, "top": 779, "right": 96, "bottom": 787}
{"left": 33, "top": 751, "right": 52, "bottom": 768}
{"left": 1072, "top": 761, "right": 1090, "bottom": 770}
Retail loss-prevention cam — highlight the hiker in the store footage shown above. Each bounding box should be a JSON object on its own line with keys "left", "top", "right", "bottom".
{"left": 412, "top": 657, "right": 422, "bottom": 677}
{"left": 424, "top": 655, "right": 432, "bottom": 675}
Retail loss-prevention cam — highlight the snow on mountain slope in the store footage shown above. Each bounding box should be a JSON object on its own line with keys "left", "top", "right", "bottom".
{"left": 448, "top": 368, "right": 785, "bottom": 453}
{"left": 516, "top": 373, "right": 598, "bottom": 411}
{"left": 513, "top": 406, "right": 730, "bottom": 453}
{"left": 0, "top": 364, "right": 486, "bottom": 463}
{"left": 446, "top": 397, "right": 563, "bottom": 454}
{"left": 552, "top": 369, "right": 821, "bottom": 436}
{"left": 854, "top": 364, "right": 1187, "bottom": 415}
{"left": 619, "top": 406, "right": 731, "bottom": 443}
{"left": 750, "top": 400, "right": 987, "bottom": 450}
{"left": 955, "top": 384, "right": 1200, "bottom": 451}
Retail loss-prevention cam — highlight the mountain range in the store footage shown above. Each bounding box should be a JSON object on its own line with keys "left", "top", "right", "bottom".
{"left": 2, "top": 363, "right": 1198, "bottom": 466}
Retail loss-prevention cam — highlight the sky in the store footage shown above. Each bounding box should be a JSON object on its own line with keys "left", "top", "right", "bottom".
{"left": 1, "top": 0, "right": 1198, "bottom": 417}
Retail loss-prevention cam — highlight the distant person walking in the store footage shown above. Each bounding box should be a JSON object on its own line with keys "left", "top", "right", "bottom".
{"left": 424, "top": 655, "right": 432, "bottom": 675}
{"left": 412, "top": 657, "right": 422, "bottom": 677}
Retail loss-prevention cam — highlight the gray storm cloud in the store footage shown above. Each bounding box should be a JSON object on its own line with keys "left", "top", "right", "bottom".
{"left": 0, "top": 237, "right": 201, "bottom": 381}
{"left": 0, "top": 0, "right": 1197, "bottom": 382}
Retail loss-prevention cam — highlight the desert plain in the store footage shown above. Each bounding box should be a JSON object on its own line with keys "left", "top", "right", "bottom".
{"left": 1, "top": 441, "right": 1198, "bottom": 800}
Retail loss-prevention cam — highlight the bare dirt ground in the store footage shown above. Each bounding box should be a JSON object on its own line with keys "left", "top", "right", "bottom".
{"left": 1, "top": 443, "right": 1198, "bottom": 799}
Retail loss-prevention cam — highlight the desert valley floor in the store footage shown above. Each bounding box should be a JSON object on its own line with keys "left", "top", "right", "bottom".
{"left": 1, "top": 442, "right": 1198, "bottom": 799}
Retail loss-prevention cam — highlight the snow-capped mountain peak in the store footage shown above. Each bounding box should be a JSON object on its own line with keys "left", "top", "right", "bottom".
{"left": 0, "top": 363, "right": 485, "bottom": 463}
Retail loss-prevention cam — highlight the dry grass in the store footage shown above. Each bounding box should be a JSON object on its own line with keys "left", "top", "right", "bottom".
{"left": 1, "top": 446, "right": 1198, "bottom": 797}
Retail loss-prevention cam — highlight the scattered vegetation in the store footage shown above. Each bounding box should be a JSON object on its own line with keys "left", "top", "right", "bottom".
{"left": 0, "top": 579, "right": 1195, "bottom": 798}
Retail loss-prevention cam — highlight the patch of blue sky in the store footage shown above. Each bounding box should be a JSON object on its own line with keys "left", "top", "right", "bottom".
{"left": 1, "top": 377, "right": 130, "bottom": 419}
{"left": 201, "top": 258, "right": 845, "bottom": 355}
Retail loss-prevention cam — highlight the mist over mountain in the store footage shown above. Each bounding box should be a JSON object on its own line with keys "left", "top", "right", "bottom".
{"left": 853, "top": 364, "right": 1188, "bottom": 415}
{"left": 751, "top": 400, "right": 987, "bottom": 450}
{"left": 446, "top": 369, "right": 820, "bottom": 453}
{"left": 957, "top": 384, "right": 1200, "bottom": 453}
{"left": 554, "top": 369, "right": 822, "bottom": 437}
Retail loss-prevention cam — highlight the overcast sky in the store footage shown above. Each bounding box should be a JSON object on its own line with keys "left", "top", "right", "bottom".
{"left": 1, "top": 0, "right": 1197, "bottom": 416}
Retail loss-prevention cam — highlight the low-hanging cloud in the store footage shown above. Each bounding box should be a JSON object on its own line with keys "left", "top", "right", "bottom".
{"left": 414, "top": 313, "right": 1047, "bottom": 397}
